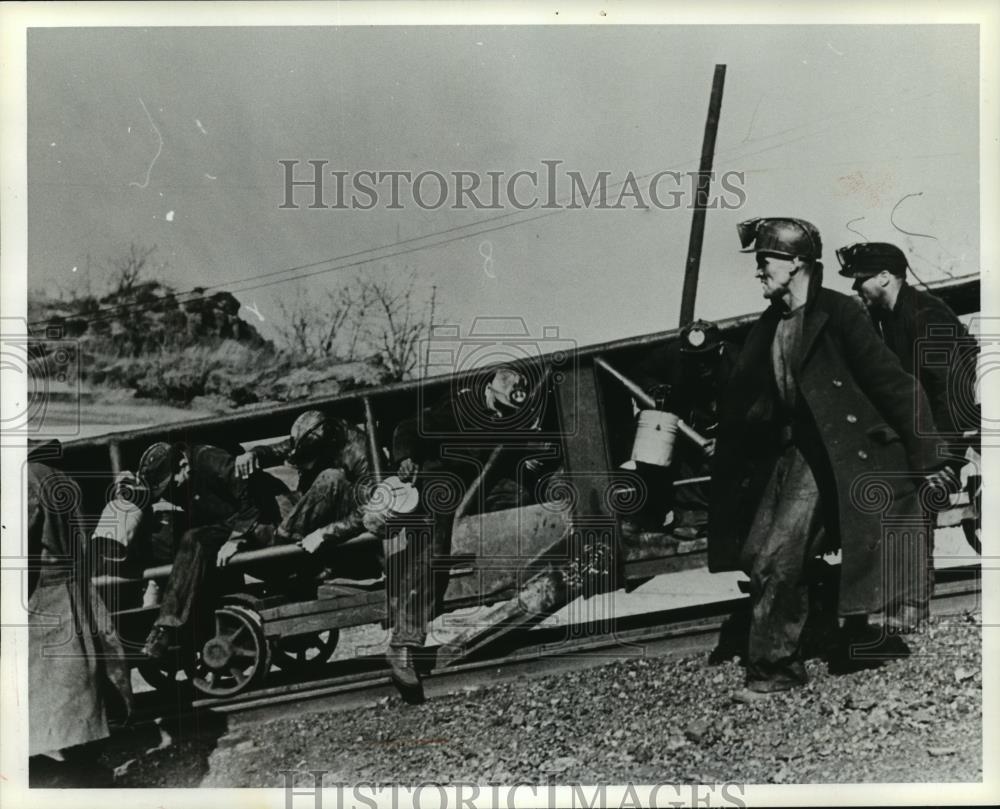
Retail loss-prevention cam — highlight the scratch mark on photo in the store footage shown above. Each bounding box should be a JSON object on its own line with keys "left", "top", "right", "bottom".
{"left": 129, "top": 97, "right": 163, "bottom": 190}
{"left": 891, "top": 192, "right": 938, "bottom": 240}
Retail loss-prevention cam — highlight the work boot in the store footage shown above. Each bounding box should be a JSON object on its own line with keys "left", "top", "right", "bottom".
{"left": 143, "top": 625, "right": 175, "bottom": 660}
{"left": 386, "top": 644, "right": 425, "bottom": 704}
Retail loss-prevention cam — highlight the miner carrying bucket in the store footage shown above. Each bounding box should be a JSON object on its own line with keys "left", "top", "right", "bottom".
{"left": 622, "top": 319, "right": 738, "bottom": 542}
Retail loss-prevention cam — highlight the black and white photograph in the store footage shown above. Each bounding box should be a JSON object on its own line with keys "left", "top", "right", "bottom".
{"left": 1, "top": 2, "right": 997, "bottom": 806}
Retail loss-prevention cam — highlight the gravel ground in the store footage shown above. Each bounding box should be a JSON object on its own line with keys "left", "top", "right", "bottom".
{"left": 116, "top": 612, "right": 981, "bottom": 788}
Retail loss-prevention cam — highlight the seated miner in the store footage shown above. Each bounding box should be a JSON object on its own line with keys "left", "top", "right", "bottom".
{"left": 138, "top": 441, "right": 285, "bottom": 659}
{"left": 234, "top": 409, "right": 375, "bottom": 552}
{"left": 385, "top": 366, "right": 554, "bottom": 699}
{"left": 623, "top": 319, "right": 736, "bottom": 541}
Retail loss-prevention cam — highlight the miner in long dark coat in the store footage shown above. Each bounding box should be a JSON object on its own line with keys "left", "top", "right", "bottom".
{"left": 838, "top": 241, "right": 976, "bottom": 625}
{"left": 27, "top": 442, "right": 133, "bottom": 784}
{"left": 708, "top": 217, "right": 951, "bottom": 699}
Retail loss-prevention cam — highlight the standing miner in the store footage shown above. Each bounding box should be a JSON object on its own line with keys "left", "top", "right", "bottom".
{"left": 27, "top": 441, "right": 133, "bottom": 786}
{"left": 708, "top": 217, "right": 951, "bottom": 699}
{"left": 838, "top": 241, "right": 975, "bottom": 626}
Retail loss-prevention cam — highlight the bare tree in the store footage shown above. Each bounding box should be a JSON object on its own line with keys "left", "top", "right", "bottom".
{"left": 354, "top": 271, "right": 430, "bottom": 380}
{"left": 272, "top": 268, "right": 435, "bottom": 381}
{"left": 108, "top": 243, "right": 158, "bottom": 296}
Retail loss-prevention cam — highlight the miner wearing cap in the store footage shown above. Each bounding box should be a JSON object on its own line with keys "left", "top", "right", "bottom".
{"left": 233, "top": 410, "right": 375, "bottom": 553}
{"left": 137, "top": 441, "right": 284, "bottom": 659}
{"left": 708, "top": 217, "right": 950, "bottom": 699}
{"left": 627, "top": 319, "right": 738, "bottom": 540}
{"left": 387, "top": 366, "right": 553, "bottom": 699}
{"left": 838, "top": 241, "right": 978, "bottom": 625}
{"left": 838, "top": 241, "right": 979, "bottom": 448}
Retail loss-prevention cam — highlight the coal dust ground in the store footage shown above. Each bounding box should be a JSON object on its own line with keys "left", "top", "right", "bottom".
{"left": 91, "top": 612, "right": 982, "bottom": 788}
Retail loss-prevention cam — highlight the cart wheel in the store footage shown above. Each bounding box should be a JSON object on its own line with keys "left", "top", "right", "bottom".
{"left": 271, "top": 630, "right": 340, "bottom": 673}
{"left": 186, "top": 604, "right": 270, "bottom": 698}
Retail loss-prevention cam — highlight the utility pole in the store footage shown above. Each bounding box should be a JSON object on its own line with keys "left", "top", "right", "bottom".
{"left": 679, "top": 64, "right": 726, "bottom": 326}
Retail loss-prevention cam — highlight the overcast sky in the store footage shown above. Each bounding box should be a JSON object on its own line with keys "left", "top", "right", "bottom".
{"left": 26, "top": 25, "right": 979, "bottom": 351}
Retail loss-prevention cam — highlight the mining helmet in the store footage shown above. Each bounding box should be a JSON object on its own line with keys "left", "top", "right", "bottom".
{"left": 288, "top": 410, "right": 337, "bottom": 467}
{"left": 737, "top": 217, "right": 822, "bottom": 260}
{"left": 836, "top": 242, "right": 908, "bottom": 279}
{"left": 488, "top": 367, "right": 530, "bottom": 414}
{"left": 679, "top": 319, "right": 723, "bottom": 355}
{"left": 137, "top": 441, "right": 178, "bottom": 499}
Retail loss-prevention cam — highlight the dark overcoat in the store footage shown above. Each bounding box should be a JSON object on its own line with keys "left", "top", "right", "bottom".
{"left": 873, "top": 281, "right": 979, "bottom": 439}
{"left": 708, "top": 276, "right": 941, "bottom": 615}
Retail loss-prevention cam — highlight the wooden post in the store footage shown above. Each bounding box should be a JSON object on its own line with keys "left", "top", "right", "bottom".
{"left": 679, "top": 64, "right": 726, "bottom": 327}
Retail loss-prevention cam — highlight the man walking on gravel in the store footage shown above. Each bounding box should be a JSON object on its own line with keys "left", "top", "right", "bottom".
{"left": 708, "top": 217, "right": 950, "bottom": 699}
{"left": 837, "top": 241, "right": 975, "bottom": 627}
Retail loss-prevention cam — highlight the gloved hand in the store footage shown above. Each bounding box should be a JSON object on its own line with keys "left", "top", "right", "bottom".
{"left": 235, "top": 451, "right": 262, "bottom": 480}
{"left": 925, "top": 465, "right": 961, "bottom": 495}
{"left": 216, "top": 538, "right": 246, "bottom": 567}
{"left": 397, "top": 458, "right": 419, "bottom": 483}
{"left": 363, "top": 508, "right": 388, "bottom": 534}
{"left": 299, "top": 527, "right": 327, "bottom": 555}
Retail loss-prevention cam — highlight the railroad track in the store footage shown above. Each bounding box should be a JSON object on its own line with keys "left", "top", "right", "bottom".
{"left": 128, "top": 565, "right": 981, "bottom": 729}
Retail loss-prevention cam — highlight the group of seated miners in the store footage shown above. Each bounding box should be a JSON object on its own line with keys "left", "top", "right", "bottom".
{"left": 109, "top": 365, "right": 555, "bottom": 702}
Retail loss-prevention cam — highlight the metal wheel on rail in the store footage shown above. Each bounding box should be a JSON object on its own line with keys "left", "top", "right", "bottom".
{"left": 185, "top": 604, "right": 270, "bottom": 697}
{"left": 270, "top": 630, "right": 340, "bottom": 673}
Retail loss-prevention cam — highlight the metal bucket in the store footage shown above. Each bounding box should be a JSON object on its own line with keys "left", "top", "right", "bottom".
{"left": 630, "top": 409, "right": 679, "bottom": 467}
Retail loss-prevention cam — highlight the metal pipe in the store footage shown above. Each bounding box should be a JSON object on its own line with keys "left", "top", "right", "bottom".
{"left": 593, "top": 356, "right": 711, "bottom": 451}
{"left": 91, "top": 531, "right": 380, "bottom": 586}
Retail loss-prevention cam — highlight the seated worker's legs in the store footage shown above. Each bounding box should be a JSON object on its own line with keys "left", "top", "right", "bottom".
{"left": 739, "top": 445, "right": 825, "bottom": 693}
{"left": 279, "top": 468, "right": 356, "bottom": 539}
{"left": 144, "top": 524, "right": 229, "bottom": 657}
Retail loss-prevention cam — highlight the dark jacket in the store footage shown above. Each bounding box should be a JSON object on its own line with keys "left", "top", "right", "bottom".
{"left": 393, "top": 387, "right": 551, "bottom": 487}
{"left": 708, "top": 275, "right": 940, "bottom": 614}
{"left": 250, "top": 419, "right": 372, "bottom": 493}
{"left": 250, "top": 419, "right": 374, "bottom": 535}
{"left": 172, "top": 444, "right": 279, "bottom": 540}
{"left": 873, "top": 281, "right": 979, "bottom": 438}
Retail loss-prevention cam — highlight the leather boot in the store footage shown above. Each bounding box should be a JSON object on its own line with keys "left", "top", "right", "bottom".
{"left": 386, "top": 644, "right": 425, "bottom": 704}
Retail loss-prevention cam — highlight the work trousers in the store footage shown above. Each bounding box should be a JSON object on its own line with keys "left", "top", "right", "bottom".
{"left": 388, "top": 460, "right": 530, "bottom": 649}
{"left": 739, "top": 444, "right": 826, "bottom": 691}
{"left": 154, "top": 522, "right": 276, "bottom": 632}
{"left": 278, "top": 467, "right": 360, "bottom": 538}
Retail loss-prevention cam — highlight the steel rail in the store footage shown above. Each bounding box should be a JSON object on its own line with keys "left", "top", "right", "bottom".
{"left": 129, "top": 567, "right": 981, "bottom": 728}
